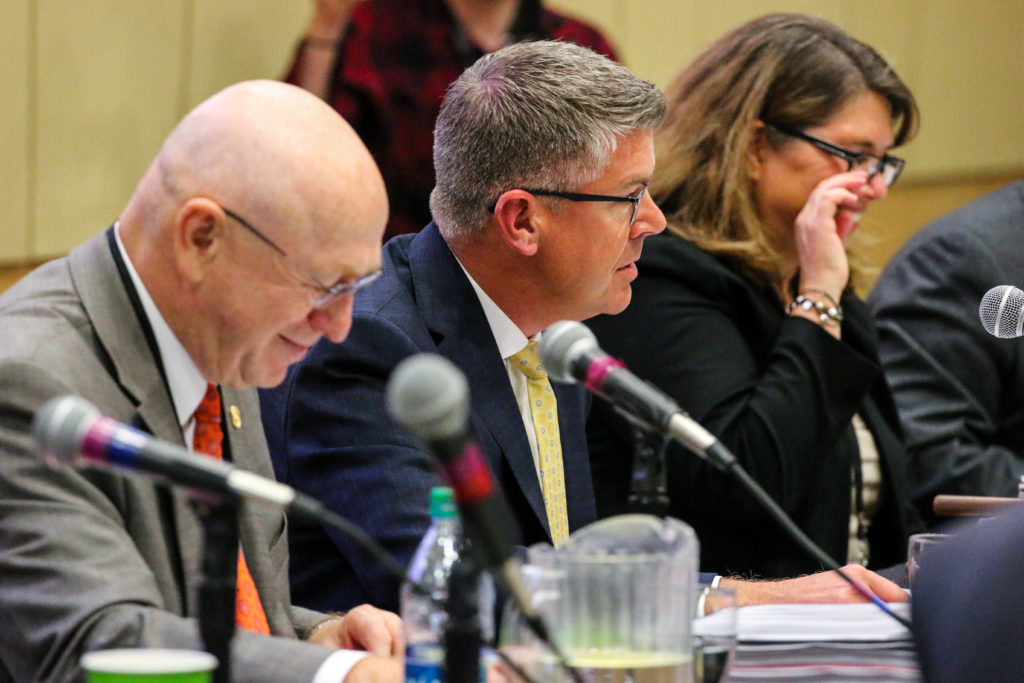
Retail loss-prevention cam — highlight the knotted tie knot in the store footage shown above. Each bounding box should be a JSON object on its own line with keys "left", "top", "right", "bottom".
{"left": 510, "top": 341, "right": 548, "bottom": 381}
{"left": 192, "top": 383, "right": 223, "bottom": 459}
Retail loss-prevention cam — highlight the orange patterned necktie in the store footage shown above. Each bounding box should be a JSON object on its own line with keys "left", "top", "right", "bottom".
{"left": 193, "top": 383, "right": 271, "bottom": 635}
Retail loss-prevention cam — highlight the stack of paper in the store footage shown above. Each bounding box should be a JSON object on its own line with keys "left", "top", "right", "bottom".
{"left": 734, "top": 602, "right": 912, "bottom": 642}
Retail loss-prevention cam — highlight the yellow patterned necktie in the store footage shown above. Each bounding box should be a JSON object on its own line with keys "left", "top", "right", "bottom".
{"left": 510, "top": 341, "right": 569, "bottom": 546}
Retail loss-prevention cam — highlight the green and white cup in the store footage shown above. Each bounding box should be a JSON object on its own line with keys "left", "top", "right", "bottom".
{"left": 81, "top": 649, "right": 218, "bottom": 683}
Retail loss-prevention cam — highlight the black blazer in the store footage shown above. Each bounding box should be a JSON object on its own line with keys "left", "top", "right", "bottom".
{"left": 586, "top": 232, "right": 919, "bottom": 578}
{"left": 260, "top": 223, "right": 594, "bottom": 612}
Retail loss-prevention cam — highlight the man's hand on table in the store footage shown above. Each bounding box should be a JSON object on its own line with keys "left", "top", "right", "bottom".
{"left": 721, "top": 564, "right": 909, "bottom": 606}
{"left": 308, "top": 604, "right": 404, "bottom": 655}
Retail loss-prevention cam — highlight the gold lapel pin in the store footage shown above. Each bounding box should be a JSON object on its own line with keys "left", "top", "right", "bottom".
{"left": 229, "top": 405, "right": 242, "bottom": 429}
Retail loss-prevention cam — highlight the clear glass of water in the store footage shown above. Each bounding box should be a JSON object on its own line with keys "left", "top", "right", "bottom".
{"left": 906, "top": 533, "right": 950, "bottom": 587}
{"left": 692, "top": 586, "right": 737, "bottom": 683}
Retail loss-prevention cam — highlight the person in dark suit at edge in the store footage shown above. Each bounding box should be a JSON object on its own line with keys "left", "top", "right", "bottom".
{"left": 0, "top": 80, "right": 401, "bottom": 682}
{"left": 260, "top": 39, "right": 909, "bottom": 616}
{"left": 870, "top": 180, "right": 1024, "bottom": 527}
{"left": 913, "top": 503, "right": 1024, "bottom": 683}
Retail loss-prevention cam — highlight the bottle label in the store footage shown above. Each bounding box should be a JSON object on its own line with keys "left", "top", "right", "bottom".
{"left": 405, "top": 644, "right": 444, "bottom": 683}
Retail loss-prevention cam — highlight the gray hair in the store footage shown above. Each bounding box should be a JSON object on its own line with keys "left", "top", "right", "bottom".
{"left": 429, "top": 40, "right": 665, "bottom": 242}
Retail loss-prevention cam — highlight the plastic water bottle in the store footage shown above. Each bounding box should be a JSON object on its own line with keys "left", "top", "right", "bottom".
{"left": 401, "top": 486, "right": 462, "bottom": 683}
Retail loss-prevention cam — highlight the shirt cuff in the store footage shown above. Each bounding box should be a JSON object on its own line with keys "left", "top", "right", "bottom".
{"left": 696, "top": 575, "right": 722, "bottom": 617}
{"left": 312, "top": 649, "right": 369, "bottom": 683}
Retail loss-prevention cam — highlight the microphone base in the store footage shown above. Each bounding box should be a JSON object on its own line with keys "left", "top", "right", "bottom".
{"left": 627, "top": 494, "right": 670, "bottom": 517}
{"left": 194, "top": 500, "right": 238, "bottom": 683}
{"left": 628, "top": 427, "right": 670, "bottom": 517}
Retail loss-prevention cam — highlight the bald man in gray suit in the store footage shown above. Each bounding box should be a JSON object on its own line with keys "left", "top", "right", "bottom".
{"left": 0, "top": 81, "right": 401, "bottom": 682}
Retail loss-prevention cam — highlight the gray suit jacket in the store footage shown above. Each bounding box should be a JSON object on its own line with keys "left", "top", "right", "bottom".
{"left": 869, "top": 181, "right": 1024, "bottom": 526}
{"left": 0, "top": 230, "right": 334, "bottom": 682}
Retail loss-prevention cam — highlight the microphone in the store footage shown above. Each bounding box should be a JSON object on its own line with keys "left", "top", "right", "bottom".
{"left": 385, "top": 353, "right": 528, "bottom": 601}
{"left": 35, "top": 394, "right": 452, "bottom": 614}
{"left": 33, "top": 395, "right": 316, "bottom": 510}
{"left": 980, "top": 285, "right": 1024, "bottom": 338}
{"left": 539, "top": 320, "right": 735, "bottom": 470}
{"left": 540, "top": 321, "right": 913, "bottom": 631}
{"left": 386, "top": 353, "right": 583, "bottom": 682}
{"left": 34, "top": 394, "right": 422, "bottom": 589}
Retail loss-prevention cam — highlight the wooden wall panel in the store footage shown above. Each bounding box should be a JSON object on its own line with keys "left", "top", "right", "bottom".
{"left": 611, "top": 1, "right": 702, "bottom": 86}
{"left": 33, "top": 0, "right": 186, "bottom": 259}
{"left": 904, "top": 2, "right": 1024, "bottom": 177}
{"left": 0, "top": 1, "right": 31, "bottom": 265}
{"left": 186, "top": 2, "right": 307, "bottom": 110}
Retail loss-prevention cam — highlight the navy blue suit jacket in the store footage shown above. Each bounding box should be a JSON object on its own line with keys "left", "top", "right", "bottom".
{"left": 260, "top": 223, "right": 596, "bottom": 612}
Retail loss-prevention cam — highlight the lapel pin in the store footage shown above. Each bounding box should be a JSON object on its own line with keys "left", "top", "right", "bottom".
{"left": 229, "top": 405, "right": 242, "bottom": 429}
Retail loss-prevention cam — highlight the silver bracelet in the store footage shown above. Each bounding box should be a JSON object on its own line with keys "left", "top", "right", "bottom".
{"left": 787, "top": 293, "right": 844, "bottom": 326}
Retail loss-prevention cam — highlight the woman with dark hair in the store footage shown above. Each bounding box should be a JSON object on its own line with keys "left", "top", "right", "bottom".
{"left": 586, "top": 13, "right": 924, "bottom": 579}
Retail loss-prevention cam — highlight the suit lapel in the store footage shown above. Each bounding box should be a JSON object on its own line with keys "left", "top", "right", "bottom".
{"left": 221, "top": 386, "right": 294, "bottom": 636}
{"left": 69, "top": 230, "right": 206, "bottom": 616}
{"left": 407, "top": 226, "right": 551, "bottom": 535}
{"left": 70, "top": 231, "right": 181, "bottom": 439}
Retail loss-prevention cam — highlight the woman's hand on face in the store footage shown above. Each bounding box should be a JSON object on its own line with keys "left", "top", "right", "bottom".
{"left": 793, "top": 170, "right": 872, "bottom": 298}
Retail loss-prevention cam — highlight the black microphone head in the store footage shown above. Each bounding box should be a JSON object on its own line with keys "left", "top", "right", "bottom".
{"left": 386, "top": 353, "right": 469, "bottom": 442}
{"left": 980, "top": 285, "right": 1024, "bottom": 339}
{"left": 32, "top": 395, "right": 100, "bottom": 466}
{"left": 539, "top": 320, "right": 599, "bottom": 383}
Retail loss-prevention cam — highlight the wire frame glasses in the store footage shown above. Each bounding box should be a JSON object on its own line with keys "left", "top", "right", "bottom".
{"left": 220, "top": 206, "right": 380, "bottom": 309}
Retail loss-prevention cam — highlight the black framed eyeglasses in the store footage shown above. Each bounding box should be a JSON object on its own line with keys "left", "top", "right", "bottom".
{"left": 766, "top": 121, "right": 905, "bottom": 188}
{"left": 493, "top": 184, "right": 649, "bottom": 226}
{"left": 220, "top": 206, "right": 381, "bottom": 309}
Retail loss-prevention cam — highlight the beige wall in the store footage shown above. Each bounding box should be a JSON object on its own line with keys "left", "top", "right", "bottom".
{"left": 1, "top": 1, "right": 308, "bottom": 268}
{"left": 2, "top": 1, "right": 1023, "bottom": 292}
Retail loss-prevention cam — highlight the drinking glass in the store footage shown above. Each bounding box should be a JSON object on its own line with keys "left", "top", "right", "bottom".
{"left": 692, "top": 586, "right": 737, "bottom": 683}
{"left": 906, "top": 533, "right": 950, "bottom": 586}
